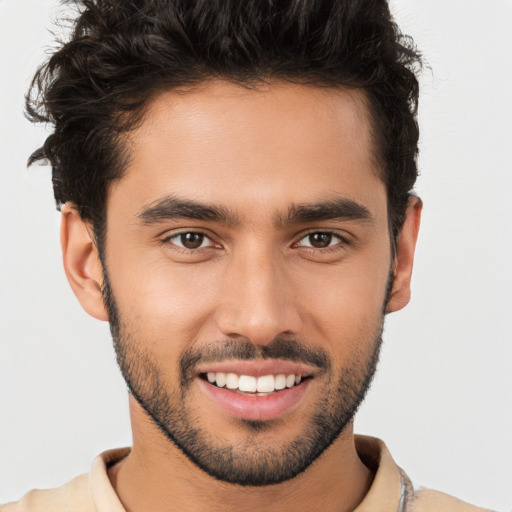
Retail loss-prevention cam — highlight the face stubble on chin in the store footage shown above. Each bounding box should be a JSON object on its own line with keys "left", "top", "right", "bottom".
{"left": 101, "top": 266, "right": 386, "bottom": 487}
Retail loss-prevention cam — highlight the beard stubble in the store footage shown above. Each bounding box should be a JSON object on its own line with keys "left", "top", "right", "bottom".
{"left": 101, "top": 268, "right": 385, "bottom": 486}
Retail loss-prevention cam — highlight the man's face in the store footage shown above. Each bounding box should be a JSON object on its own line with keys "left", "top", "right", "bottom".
{"left": 101, "top": 81, "right": 393, "bottom": 485}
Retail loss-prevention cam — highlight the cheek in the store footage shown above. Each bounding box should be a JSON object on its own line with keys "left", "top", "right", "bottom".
{"left": 294, "top": 255, "right": 390, "bottom": 360}
{"left": 107, "top": 250, "right": 222, "bottom": 355}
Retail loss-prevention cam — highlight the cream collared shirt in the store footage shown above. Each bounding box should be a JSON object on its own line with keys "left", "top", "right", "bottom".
{"left": 1, "top": 436, "right": 493, "bottom": 512}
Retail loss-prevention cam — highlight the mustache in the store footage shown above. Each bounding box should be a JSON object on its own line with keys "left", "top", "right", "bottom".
{"left": 179, "top": 337, "right": 331, "bottom": 387}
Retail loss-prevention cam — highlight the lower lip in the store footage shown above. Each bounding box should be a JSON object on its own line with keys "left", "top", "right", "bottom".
{"left": 198, "top": 378, "right": 311, "bottom": 422}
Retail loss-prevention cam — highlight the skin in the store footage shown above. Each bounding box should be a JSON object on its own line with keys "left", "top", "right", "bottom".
{"left": 61, "top": 81, "right": 422, "bottom": 512}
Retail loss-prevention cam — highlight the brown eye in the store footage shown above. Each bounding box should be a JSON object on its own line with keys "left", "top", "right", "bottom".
{"left": 166, "top": 232, "right": 212, "bottom": 250}
{"left": 180, "top": 232, "right": 205, "bottom": 249}
{"left": 297, "top": 232, "right": 345, "bottom": 250}
{"left": 308, "top": 233, "right": 332, "bottom": 248}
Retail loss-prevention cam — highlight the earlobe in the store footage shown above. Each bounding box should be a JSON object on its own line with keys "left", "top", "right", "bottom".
{"left": 386, "top": 196, "right": 422, "bottom": 314}
{"left": 60, "top": 204, "right": 108, "bottom": 321}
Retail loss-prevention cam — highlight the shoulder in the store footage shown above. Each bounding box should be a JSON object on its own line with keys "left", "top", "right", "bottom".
{"left": 409, "top": 488, "right": 495, "bottom": 512}
{"left": 0, "top": 474, "right": 95, "bottom": 512}
{"left": 1, "top": 447, "right": 129, "bottom": 512}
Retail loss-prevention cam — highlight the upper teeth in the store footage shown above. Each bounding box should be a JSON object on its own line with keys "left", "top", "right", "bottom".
{"left": 206, "top": 372, "right": 302, "bottom": 393}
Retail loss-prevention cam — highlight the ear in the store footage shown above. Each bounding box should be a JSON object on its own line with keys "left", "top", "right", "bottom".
{"left": 386, "top": 196, "right": 422, "bottom": 313}
{"left": 60, "top": 204, "right": 108, "bottom": 321}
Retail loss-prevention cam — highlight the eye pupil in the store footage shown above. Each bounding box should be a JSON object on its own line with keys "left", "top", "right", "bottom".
{"left": 181, "top": 233, "right": 204, "bottom": 249}
{"left": 309, "top": 233, "right": 332, "bottom": 248}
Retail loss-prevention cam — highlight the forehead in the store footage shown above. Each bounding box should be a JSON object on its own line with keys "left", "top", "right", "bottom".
{"left": 110, "top": 81, "right": 386, "bottom": 222}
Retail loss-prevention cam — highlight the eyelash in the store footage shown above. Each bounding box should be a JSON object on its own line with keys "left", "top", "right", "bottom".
{"left": 160, "top": 230, "right": 350, "bottom": 254}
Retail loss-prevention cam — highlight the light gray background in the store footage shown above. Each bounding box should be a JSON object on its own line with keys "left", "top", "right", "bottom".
{"left": 1, "top": 1, "right": 511, "bottom": 510}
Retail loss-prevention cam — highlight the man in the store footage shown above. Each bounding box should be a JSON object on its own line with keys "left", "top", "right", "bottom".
{"left": 0, "top": 0, "right": 496, "bottom": 511}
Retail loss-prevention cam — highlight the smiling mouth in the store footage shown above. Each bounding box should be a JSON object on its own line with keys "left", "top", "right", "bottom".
{"left": 199, "top": 372, "right": 311, "bottom": 396}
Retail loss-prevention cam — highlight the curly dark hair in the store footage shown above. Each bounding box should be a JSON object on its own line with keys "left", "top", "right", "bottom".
{"left": 26, "top": 0, "right": 421, "bottom": 245}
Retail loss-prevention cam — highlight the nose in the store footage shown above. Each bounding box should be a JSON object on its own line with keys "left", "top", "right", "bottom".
{"left": 214, "top": 246, "right": 303, "bottom": 346}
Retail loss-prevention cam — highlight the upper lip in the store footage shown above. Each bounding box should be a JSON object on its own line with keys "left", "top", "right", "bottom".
{"left": 195, "top": 359, "right": 319, "bottom": 378}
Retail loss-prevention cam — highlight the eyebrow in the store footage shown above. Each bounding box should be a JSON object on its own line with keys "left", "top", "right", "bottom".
{"left": 278, "top": 198, "right": 373, "bottom": 226}
{"left": 137, "top": 195, "right": 241, "bottom": 226}
{"left": 137, "top": 195, "right": 372, "bottom": 227}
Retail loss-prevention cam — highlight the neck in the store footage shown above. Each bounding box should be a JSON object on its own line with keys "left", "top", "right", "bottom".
{"left": 108, "top": 397, "right": 373, "bottom": 512}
